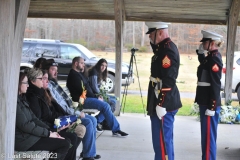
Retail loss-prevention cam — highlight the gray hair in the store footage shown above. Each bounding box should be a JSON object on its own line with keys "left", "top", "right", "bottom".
{"left": 27, "top": 68, "right": 43, "bottom": 82}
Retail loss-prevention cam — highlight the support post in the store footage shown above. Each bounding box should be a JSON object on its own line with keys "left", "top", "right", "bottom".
{"left": 114, "top": 0, "right": 125, "bottom": 116}
{"left": 0, "top": 0, "right": 30, "bottom": 158}
{"left": 225, "top": 0, "right": 240, "bottom": 104}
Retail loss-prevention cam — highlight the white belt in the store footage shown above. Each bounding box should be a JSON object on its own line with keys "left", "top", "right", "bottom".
{"left": 149, "top": 76, "right": 161, "bottom": 83}
{"left": 197, "top": 82, "right": 211, "bottom": 86}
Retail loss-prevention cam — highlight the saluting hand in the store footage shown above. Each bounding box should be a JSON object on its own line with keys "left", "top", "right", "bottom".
{"left": 197, "top": 44, "right": 204, "bottom": 54}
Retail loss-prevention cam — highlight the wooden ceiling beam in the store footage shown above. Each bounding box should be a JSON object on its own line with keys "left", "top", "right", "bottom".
{"left": 28, "top": 12, "right": 228, "bottom": 25}
{"left": 28, "top": 13, "right": 115, "bottom": 20}
{"left": 27, "top": 0, "right": 233, "bottom": 25}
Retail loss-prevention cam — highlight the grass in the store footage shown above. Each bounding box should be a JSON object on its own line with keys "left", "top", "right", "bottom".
{"left": 120, "top": 95, "right": 195, "bottom": 116}
{"left": 119, "top": 95, "right": 239, "bottom": 116}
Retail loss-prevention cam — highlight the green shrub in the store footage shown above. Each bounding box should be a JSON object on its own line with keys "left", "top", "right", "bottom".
{"left": 125, "top": 44, "right": 134, "bottom": 52}
{"left": 138, "top": 46, "right": 148, "bottom": 52}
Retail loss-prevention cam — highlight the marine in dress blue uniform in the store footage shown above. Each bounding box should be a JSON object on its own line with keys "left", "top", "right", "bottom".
{"left": 195, "top": 30, "right": 223, "bottom": 160}
{"left": 145, "top": 22, "right": 182, "bottom": 160}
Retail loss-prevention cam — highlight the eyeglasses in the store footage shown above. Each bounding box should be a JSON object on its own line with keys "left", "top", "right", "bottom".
{"left": 36, "top": 77, "right": 43, "bottom": 80}
{"left": 22, "top": 81, "right": 29, "bottom": 85}
{"left": 42, "top": 77, "right": 48, "bottom": 80}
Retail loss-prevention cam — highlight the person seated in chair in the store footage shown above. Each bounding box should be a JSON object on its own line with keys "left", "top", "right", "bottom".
{"left": 67, "top": 56, "right": 129, "bottom": 137}
{"left": 25, "top": 68, "right": 81, "bottom": 160}
{"left": 87, "top": 58, "right": 117, "bottom": 130}
{"left": 40, "top": 59, "right": 101, "bottom": 160}
{"left": 87, "top": 58, "right": 117, "bottom": 113}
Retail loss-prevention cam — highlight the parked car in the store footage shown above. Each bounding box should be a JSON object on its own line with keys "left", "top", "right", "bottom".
{"left": 220, "top": 51, "right": 240, "bottom": 101}
{"left": 20, "top": 38, "right": 134, "bottom": 93}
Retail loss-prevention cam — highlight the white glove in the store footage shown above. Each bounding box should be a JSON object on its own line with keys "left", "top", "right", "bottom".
{"left": 156, "top": 105, "right": 167, "bottom": 119}
{"left": 197, "top": 44, "right": 204, "bottom": 54}
{"left": 205, "top": 109, "right": 215, "bottom": 116}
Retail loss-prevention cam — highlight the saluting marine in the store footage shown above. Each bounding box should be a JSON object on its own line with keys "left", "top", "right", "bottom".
{"left": 145, "top": 22, "right": 182, "bottom": 160}
{"left": 195, "top": 30, "right": 223, "bottom": 160}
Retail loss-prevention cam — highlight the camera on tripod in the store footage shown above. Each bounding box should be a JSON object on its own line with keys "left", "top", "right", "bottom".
{"left": 121, "top": 47, "right": 146, "bottom": 116}
{"left": 131, "top": 48, "right": 138, "bottom": 54}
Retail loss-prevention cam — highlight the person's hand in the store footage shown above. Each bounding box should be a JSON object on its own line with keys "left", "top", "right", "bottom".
{"left": 98, "top": 96, "right": 103, "bottom": 101}
{"left": 49, "top": 132, "right": 65, "bottom": 139}
{"left": 197, "top": 44, "right": 204, "bottom": 54}
{"left": 69, "top": 122, "right": 76, "bottom": 128}
{"left": 205, "top": 109, "right": 215, "bottom": 116}
{"left": 80, "top": 112, "right": 85, "bottom": 118}
{"left": 58, "top": 123, "right": 70, "bottom": 131}
{"left": 155, "top": 105, "right": 167, "bottom": 119}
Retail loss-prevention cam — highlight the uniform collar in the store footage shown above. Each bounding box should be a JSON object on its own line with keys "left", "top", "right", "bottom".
{"left": 207, "top": 49, "right": 218, "bottom": 55}
{"left": 157, "top": 38, "right": 171, "bottom": 47}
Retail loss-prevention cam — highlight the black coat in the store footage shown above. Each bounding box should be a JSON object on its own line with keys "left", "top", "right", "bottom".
{"left": 15, "top": 95, "right": 50, "bottom": 151}
{"left": 195, "top": 50, "right": 223, "bottom": 110}
{"left": 67, "top": 69, "right": 97, "bottom": 102}
{"left": 26, "top": 82, "right": 67, "bottom": 128}
{"left": 147, "top": 38, "right": 182, "bottom": 115}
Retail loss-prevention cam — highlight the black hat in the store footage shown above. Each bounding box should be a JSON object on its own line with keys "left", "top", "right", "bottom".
{"left": 41, "top": 59, "right": 58, "bottom": 70}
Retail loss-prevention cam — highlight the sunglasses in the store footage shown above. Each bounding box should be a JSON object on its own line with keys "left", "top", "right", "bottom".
{"left": 36, "top": 77, "right": 43, "bottom": 80}
{"left": 22, "top": 81, "right": 29, "bottom": 85}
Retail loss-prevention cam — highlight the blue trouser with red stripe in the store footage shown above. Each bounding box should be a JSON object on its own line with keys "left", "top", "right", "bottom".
{"left": 199, "top": 105, "right": 220, "bottom": 160}
{"left": 150, "top": 109, "right": 178, "bottom": 160}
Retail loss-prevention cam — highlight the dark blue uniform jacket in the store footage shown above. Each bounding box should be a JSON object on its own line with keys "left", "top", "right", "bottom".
{"left": 195, "top": 50, "right": 223, "bottom": 110}
{"left": 147, "top": 38, "right": 182, "bottom": 116}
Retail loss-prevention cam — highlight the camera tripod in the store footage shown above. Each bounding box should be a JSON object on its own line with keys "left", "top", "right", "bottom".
{"left": 120, "top": 48, "right": 146, "bottom": 116}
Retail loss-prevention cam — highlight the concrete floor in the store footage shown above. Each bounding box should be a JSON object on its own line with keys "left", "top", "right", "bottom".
{"left": 77, "top": 113, "right": 240, "bottom": 160}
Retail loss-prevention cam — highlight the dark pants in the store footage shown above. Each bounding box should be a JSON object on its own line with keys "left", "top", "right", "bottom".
{"left": 28, "top": 136, "right": 70, "bottom": 160}
{"left": 150, "top": 109, "right": 178, "bottom": 160}
{"left": 59, "top": 129, "right": 81, "bottom": 160}
{"left": 200, "top": 106, "right": 220, "bottom": 160}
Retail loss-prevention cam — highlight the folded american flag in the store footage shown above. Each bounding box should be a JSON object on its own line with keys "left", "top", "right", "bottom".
{"left": 53, "top": 115, "right": 78, "bottom": 129}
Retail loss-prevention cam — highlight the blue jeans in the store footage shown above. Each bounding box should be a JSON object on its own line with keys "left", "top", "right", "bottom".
{"left": 83, "top": 98, "right": 120, "bottom": 132}
{"left": 81, "top": 114, "right": 97, "bottom": 157}
{"left": 199, "top": 105, "right": 220, "bottom": 160}
{"left": 107, "top": 95, "right": 117, "bottom": 112}
{"left": 150, "top": 109, "right": 178, "bottom": 160}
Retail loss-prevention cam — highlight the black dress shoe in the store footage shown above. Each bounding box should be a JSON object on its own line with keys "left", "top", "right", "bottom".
{"left": 94, "top": 154, "right": 101, "bottom": 159}
{"left": 80, "top": 152, "right": 101, "bottom": 159}
{"left": 82, "top": 158, "right": 94, "bottom": 160}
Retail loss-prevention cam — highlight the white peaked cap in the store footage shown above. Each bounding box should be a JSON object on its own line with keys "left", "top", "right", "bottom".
{"left": 200, "top": 30, "right": 223, "bottom": 42}
{"left": 145, "top": 22, "right": 171, "bottom": 34}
